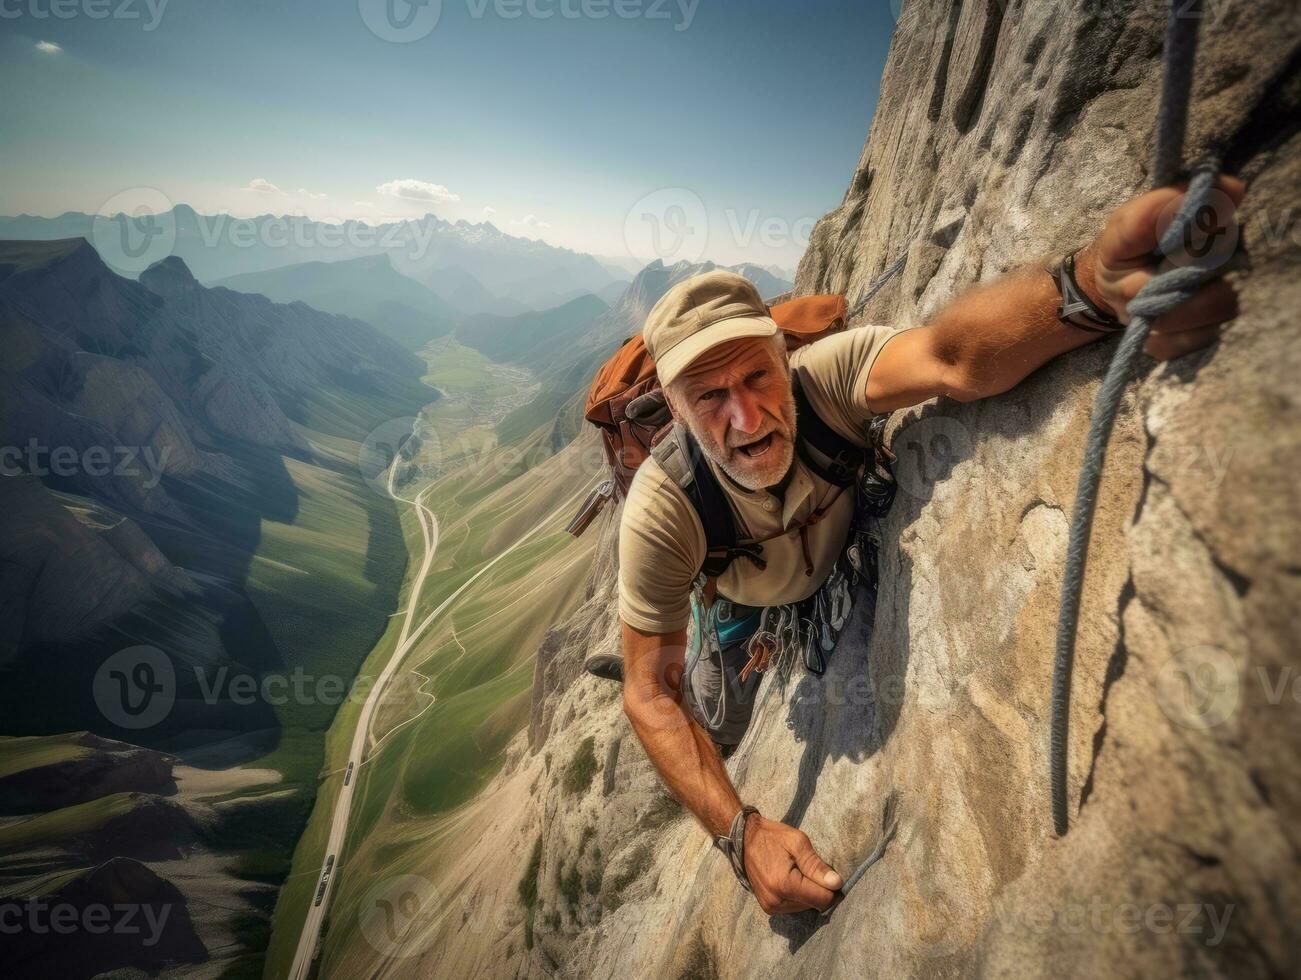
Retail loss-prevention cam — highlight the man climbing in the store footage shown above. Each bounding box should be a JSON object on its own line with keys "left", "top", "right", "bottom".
{"left": 615, "top": 177, "right": 1244, "bottom": 915}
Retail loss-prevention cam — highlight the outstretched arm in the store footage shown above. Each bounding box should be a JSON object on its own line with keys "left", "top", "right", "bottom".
{"left": 865, "top": 176, "right": 1245, "bottom": 413}
{"left": 621, "top": 620, "right": 843, "bottom": 914}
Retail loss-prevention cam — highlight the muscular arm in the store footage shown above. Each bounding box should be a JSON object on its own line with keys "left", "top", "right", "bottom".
{"left": 621, "top": 620, "right": 843, "bottom": 913}
{"left": 866, "top": 177, "right": 1244, "bottom": 413}
{"left": 621, "top": 621, "right": 742, "bottom": 837}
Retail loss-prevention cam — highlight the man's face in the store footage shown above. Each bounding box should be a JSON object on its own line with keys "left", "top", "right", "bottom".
{"left": 669, "top": 336, "right": 796, "bottom": 491}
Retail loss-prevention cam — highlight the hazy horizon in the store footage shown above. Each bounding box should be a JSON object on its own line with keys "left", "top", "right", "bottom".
{"left": 0, "top": 0, "right": 895, "bottom": 269}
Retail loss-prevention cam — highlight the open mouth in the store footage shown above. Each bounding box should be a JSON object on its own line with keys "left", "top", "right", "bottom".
{"left": 735, "top": 433, "right": 775, "bottom": 459}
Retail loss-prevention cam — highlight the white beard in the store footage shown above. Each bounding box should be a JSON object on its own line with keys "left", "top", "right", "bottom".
{"left": 687, "top": 387, "right": 797, "bottom": 491}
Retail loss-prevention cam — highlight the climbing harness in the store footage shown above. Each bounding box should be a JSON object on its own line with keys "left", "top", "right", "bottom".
{"left": 683, "top": 416, "right": 897, "bottom": 751}
{"left": 1050, "top": 0, "right": 1224, "bottom": 836}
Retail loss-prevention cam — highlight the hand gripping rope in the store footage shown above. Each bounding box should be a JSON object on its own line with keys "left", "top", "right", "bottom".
{"left": 1050, "top": 0, "right": 1225, "bottom": 835}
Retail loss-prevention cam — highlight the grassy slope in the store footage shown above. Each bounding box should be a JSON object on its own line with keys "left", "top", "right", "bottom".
{"left": 261, "top": 341, "right": 563, "bottom": 978}
{"left": 313, "top": 429, "right": 598, "bottom": 972}
{"left": 263, "top": 367, "right": 600, "bottom": 977}
{"left": 0, "top": 734, "right": 91, "bottom": 780}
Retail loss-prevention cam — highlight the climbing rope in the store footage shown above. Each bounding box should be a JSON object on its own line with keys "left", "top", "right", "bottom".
{"left": 847, "top": 248, "right": 910, "bottom": 321}
{"left": 1050, "top": 0, "right": 1224, "bottom": 835}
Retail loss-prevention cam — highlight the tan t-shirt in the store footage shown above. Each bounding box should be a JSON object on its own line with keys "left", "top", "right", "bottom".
{"left": 618, "top": 324, "right": 902, "bottom": 634}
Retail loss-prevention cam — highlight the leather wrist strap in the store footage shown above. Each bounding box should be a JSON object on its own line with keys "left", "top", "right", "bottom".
{"left": 1052, "top": 251, "right": 1123, "bottom": 333}
{"left": 714, "top": 805, "right": 759, "bottom": 892}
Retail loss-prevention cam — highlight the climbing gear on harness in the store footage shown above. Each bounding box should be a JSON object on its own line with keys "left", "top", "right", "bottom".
{"left": 1051, "top": 251, "right": 1124, "bottom": 334}
{"left": 1051, "top": 0, "right": 1225, "bottom": 837}
{"left": 742, "top": 416, "right": 896, "bottom": 692}
{"left": 681, "top": 426, "right": 897, "bottom": 756}
{"left": 714, "top": 804, "right": 760, "bottom": 892}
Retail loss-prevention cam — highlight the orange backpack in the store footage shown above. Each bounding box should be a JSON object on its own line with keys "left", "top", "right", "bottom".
{"left": 566, "top": 294, "right": 849, "bottom": 536}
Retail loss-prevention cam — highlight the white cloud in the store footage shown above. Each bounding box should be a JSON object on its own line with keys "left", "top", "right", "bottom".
{"left": 297, "top": 187, "right": 328, "bottom": 200}
{"left": 509, "top": 214, "right": 551, "bottom": 231}
{"left": 353, "top": 200, "right": 376, "bottom": 208}
{"left": 376, "top": 179, "right": 461, "bottom": 204}
{"left": 482, "top": 206, "right": 497, "bottom": 216}
{"left": 244, "top": 177, "right": 283, "bottom": 194}
{"left": 36, "top": 40, "right": 62, "bottom": 54}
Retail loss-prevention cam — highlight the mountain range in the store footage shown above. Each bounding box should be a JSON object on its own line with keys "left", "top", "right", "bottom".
{"left": 0, "top": 236, "right": 435, "bottom": 976}
{"left": 0, "top": 207, "right": 626, "bottom": 312}
{"left": 212, "top": 252, "right": 458, "bottom": 350}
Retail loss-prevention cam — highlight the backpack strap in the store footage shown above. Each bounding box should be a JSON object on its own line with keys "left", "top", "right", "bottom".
{"left": 651, "top": 422, "right": 765, "bottom": 580}
{"left": 792, "top": 375, "right": 865, "bottom": 487}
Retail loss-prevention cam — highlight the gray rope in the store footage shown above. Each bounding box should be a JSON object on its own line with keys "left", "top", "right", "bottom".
{"left": 1050, "top": 0, "right": 1220, "bottom": 835}
{"left": 847, "top": 248, "right": 910, "bottom": 321}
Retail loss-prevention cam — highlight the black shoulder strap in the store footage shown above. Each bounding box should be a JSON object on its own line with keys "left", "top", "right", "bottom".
{"left": 649, "top": 377, "right": 866, "bottom": 581}
{"left": 678, "top": 428, "right": 767, "bottom": 579}
{"left": 792, "top": 375, "right": 865, "bottom": 487}
{"left": 650, "top": 423, "right": 763, "bottom": 580}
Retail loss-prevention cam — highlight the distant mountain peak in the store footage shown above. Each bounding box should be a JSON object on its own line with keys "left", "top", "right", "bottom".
{"left": 139, "top": 255, "right": 201, "bottom": 299}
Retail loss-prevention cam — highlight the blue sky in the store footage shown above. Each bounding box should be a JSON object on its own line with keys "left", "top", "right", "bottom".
{"left": 0, "top": 0, "right": 896, "bottom": 268}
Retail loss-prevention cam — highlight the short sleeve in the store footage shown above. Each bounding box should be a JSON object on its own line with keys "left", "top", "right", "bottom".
{"left": 789, "top": 325, "right": 906, "bottom": 445}
{"left": 617, "top": 461, "right": 706, "bottom": 634}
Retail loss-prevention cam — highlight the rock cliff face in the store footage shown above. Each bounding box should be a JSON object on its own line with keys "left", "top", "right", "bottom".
{"left": 359, "top": 2, "right": 1299, "bottom": 977}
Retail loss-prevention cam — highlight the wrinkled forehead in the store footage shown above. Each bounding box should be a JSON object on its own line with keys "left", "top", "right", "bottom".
{"left": 676, "top": 336, "right": 784, "bottom": 392}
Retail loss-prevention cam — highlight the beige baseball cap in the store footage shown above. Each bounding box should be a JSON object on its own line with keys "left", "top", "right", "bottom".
{"left": 642, "top": 270, "right": 779, "bottom": 385}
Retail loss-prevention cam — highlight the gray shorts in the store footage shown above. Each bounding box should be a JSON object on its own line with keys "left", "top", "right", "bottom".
{"left": 683, "top": 602, "right": 764, "bottom": 753}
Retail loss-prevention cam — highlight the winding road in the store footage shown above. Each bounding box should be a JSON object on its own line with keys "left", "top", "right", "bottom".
{"left": 288, "top": 441, "right": 590, "bottom": 979}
